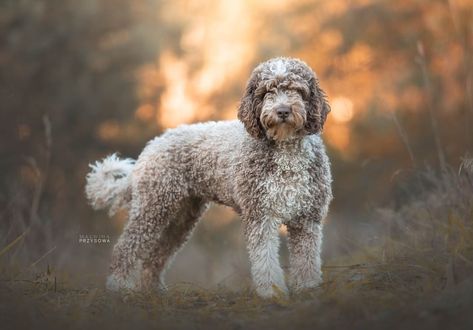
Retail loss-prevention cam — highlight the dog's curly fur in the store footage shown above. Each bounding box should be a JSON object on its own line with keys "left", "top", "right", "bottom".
{"left": 85, "top": 57, "right": 333, "bottom": 298}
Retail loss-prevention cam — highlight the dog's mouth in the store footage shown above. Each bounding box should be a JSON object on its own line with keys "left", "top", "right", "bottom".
{"left": 261, "top": 117, "right": 299, "bottom": 141}
{"left": 260, "top": 107, "right": 306, "bottom": 141}
{"left": 264, "top": 116, "right": 295, "bottom": 128}
{"left": 266, "top": 123, "right": 298, "bottom": 141}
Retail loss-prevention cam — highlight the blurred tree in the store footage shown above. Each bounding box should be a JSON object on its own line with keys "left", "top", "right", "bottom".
{"left": 0, "top": 0, "right": 181, "bottom": 259}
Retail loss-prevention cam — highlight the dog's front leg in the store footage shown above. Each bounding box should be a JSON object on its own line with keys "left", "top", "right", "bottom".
{"left": 287, "top": 221, "right": 323, "bottom": 292}
{"left": 243, "top": 215, "right": 288, "bottom": 298}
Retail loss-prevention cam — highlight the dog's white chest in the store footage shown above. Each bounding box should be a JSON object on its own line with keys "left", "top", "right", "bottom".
{"left": 262, "top": 144, "right": 314, "bottom": 221}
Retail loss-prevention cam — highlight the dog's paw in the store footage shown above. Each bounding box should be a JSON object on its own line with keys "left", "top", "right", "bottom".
{"left": 256, "top": 282, "right": 289, "bottom": 299}
{"left": 106, "top": 273, "right": 139, "bottom": 292}
{"left": 290, "top": 273, "right": 323, "bottom": 292}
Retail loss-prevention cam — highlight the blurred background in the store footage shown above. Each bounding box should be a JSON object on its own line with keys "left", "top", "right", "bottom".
{"left": 1, "top": 0, "right": 472, "bottom": 288}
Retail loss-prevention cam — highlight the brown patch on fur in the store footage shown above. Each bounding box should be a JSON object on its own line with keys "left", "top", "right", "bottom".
{"left": 304, "top": 75, "right": 330, "bottom": 134}
{"left": 238, "top": 70, "right": 266, "bottom": 139}
{"left": 265, "top": 123, "right": 294, "bottom": 141}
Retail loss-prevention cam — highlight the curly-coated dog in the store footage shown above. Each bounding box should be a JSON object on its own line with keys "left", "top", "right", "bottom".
{"left": 85, "top": 57, "right": 332, "bottom": 298}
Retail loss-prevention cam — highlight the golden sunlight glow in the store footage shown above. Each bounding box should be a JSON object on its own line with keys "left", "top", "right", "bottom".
{"left": 132, "top": 0, "right": 445, "bottom": 155}
{"left": 190, "top": 0, "right": 254, "bottom": 95}
{"left": 279, "top": 224, "right": 288, "bottom": 236}
{"left": 157, "top": 52, "right": 197, "bottom": 127}
{"left": 325, "top": 124, "right": 351, "bottom": 152}
{"left": 134, "top": 0, "right": 366, "bottom": 132}
{"left": 136, "top": 0, "right": 259, "bottom": 129}
{"left": 331, "top": 96, "right": 354, "bottom": 123}
{"left": 135, "top": 104, "right": 154, "bottom": 121}
{"left": 98, "top": 121, "right": 120, "bottom": 141}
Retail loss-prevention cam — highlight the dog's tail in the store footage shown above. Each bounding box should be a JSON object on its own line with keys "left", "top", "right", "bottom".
{"left": 85, "top": 154, "right": 135, "bottom": 216}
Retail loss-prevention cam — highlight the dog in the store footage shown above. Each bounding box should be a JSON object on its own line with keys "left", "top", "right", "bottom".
{"left": 85, "top": 57, "right": 332, "bottom": 298}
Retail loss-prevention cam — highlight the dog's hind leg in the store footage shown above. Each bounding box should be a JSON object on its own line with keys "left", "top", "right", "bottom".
{"left": 107, "top": 200, "right": 206, "bottom": 292}
{"left": 141, "top": 197, "right": 208, "bottom": 291}
{"left": 106, "top": 170, "right": 193, "bottom": 292}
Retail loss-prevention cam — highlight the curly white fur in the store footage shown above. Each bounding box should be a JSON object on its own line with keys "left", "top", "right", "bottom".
{"left": 85, "top": 154, "right": 135, "bottom": 216}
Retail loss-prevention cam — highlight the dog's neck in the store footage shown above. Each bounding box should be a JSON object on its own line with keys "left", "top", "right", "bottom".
{"left": 266, "top": 135, "right": 308, "bottom": 151}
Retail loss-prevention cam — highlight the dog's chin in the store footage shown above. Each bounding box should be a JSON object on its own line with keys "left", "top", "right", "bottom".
{"left": 265, "top": 122, "right": 300, "bottom": 141}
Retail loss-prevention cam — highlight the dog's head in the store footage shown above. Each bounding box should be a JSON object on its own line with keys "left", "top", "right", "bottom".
{"left": 238, "top": 57, "right": 330, "bottom": 141}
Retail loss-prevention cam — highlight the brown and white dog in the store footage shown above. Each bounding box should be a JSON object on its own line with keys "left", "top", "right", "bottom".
{"left": 86, "top": 57, "right": 333, "bottom": 298}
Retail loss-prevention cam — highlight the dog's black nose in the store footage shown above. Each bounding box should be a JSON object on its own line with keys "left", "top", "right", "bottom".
{"left": 276, "top": 106, "right": 291, "bottom": 119}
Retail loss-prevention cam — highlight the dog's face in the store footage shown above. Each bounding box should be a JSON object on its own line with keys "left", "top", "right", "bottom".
{"left": 238, "top": 58, "right": 330, "bottom": 141}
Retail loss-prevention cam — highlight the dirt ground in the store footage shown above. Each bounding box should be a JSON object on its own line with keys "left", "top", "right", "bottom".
{"left": 2, "top": 258, "right": 473, "bottom": 330}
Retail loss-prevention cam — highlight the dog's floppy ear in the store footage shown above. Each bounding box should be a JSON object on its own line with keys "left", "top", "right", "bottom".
{"left": 238, "top": 70, "right": 266, "bottom": 139}
{"left": 305, "top": 75, "right": 330, "bottom": 135}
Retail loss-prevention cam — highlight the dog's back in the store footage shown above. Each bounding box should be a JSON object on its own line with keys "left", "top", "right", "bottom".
{"left": 133, "top": 120, "right": 247, "bottom": 208}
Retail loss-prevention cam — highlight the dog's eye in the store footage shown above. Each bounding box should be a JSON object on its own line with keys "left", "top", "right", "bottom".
{"left": 287, "top": 82, "right": 309, "bottom": 99}
{"left": 295, "top": 87, "right": 309, "bottom": 99}
{"left": 263, "top": 88, "right": 277, "bottom": 99}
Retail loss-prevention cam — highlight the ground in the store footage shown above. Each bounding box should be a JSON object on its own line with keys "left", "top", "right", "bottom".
{"left": 2, "top": 252, "right": 473, "bottom": 330}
